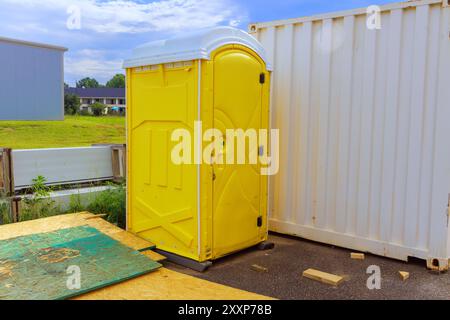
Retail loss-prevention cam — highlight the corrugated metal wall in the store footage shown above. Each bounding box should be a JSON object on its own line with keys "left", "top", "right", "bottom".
{"left": 13, "top": 147, "right": 113, "bottom": 189}
{"left": 251, "top": 0, "right": 450, "bottom": 264}
{"left": 0, "top": 39, "right": 65, "bottom": 120}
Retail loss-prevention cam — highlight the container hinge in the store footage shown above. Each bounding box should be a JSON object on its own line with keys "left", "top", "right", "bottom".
{"left": 257, "top": 216, "right": 263, "bottom": 227}
{"left": 212, "top": 172, "right": 216, "bottom": 181}
{"left": 259, "top": 73, "right": 265, "bottom": 84}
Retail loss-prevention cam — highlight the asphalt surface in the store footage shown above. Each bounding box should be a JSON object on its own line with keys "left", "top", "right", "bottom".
{"left": 164, "top": 233, "right": 450, "bottom": 300}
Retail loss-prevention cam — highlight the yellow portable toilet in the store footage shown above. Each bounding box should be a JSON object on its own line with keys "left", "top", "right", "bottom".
{"left": 123, "top": 27, "right": 272, "bottom": 269}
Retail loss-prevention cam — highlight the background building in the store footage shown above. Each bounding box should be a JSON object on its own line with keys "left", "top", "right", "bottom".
{"left": 0, "top": 37, "right": 67, "bottom": 120}
{"left": 65, "top": 87, "right": 126, "bottom": 114}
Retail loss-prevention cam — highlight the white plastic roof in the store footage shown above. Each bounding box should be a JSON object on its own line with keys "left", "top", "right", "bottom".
{"left": 123, "top": 26, "right": 272, "bottom": 70}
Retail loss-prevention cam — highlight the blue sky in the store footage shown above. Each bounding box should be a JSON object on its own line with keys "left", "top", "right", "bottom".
{"left": 0, "top": 0, "right": 394, "bottom": 85}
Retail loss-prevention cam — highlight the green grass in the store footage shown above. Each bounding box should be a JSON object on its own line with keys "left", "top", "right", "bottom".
{"left": 0, "top": 115, "right": 125, "bottom": 149}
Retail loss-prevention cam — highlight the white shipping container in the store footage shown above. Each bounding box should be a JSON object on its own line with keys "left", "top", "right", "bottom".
{"left": 250, "top": 0, "right": 450, "bottom": 269}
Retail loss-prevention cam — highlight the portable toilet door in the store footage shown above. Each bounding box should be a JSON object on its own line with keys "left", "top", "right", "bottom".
{"left": 123, "top": 27, "right": 272, "bottom": 264}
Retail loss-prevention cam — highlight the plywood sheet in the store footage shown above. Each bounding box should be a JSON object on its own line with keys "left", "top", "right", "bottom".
{"left": 141, "top": 250, "right": 166, "bottom": 262}
{"left": 0, "top": 212, "right": 156, "bottom": 251}
{"left": 76, "top": 268, "right": 272, "bottom": 300}
{"left": 0, "top": 226, "right": 161, "bottom": 300}
{"left": 0, "top": 213, "right": 272, "bottom": 300}
{"left": 109, "top": 230, "right": 156, "bottom": 251}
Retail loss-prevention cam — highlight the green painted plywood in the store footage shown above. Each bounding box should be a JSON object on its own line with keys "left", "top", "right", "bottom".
{"left": 0, "top": 226, "right": 161, "bottom": 300}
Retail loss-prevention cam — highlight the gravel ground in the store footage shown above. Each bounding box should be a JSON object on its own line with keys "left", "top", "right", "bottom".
{"left": 164, "top": 233, "right": 450, "bottom": 300}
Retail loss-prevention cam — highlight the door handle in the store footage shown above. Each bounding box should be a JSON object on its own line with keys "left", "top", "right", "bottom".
{"left": 258, "top": 145, "right": 264, "bottom": 156}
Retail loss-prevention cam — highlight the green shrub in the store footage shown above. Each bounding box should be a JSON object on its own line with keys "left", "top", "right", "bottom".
{"left": 86, "top": 184, "right": 126, "bottom": 228}
{"left": 0, "top": 200, "right": 11, "bottom": 225}
{"left": 64, "top": 93, "right": 80, "bottom": 115}
{"left": 91, "top": 102, "right": 106, "bottom": 117}
{"left": 79, "top": 109, "right": 91, "bottom": 116}
{"left": 2, "top": 176, "right": 126, "bottom": 227}
{"left": 20, "top": 176, "right": 59, "bottom": 222}
{"left": 68, "top": 192, "right": 85, "bottom": 213}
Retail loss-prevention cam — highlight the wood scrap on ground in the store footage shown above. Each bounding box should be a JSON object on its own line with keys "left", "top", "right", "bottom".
{"left": 302, "top": 268, "right": 344, "bottom": 286}
{"left": 251, "top": 264, "right": 268, "bottom": 273}
{"left": 399, "top": 271, "right": 410, "bottom": 281}
{"left": 350, "top": 253, "right": 365, "bottom": 260}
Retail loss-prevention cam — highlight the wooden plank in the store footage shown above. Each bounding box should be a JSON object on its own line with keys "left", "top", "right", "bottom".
{"left": 251, "top": 264, "right": 269, "bottom": 273}
{"left": 83, "top": 214, "right": 125, "bottom": 235}
{"left": 110, "top": 230, "right": 156, "bottom": 251}
{"left": 84, "top": 214, "right": 108, "bottom": 220}
{"left": 0, "top": 148, "right": 14, "bottom": 195}
{"left": 0, "top": 226, "right": 161, "bottom": 300}
{"left": 111, "top": 145, "right": 126, "bottom": 181}
{"left": 10, "top": 197, "right": 20, "bottom": 223}
{"left": 302, "top": 268, "right": 344, "bottom": 286}
{"left": 82, "top": 216, "right": 156, "bottom": 250}
{"left": 0, "top": 212, "right": 94, "bottom": 240}
{"left": 0, "top": 212, "right": 156, "bottom": 251}
{"left": 399, "top": 271, "right": 410, "bottom": 281}
{"left": 141, "top": 250, "right": 166, "bottom": 262}
{"left": 93, "top": 144, "right": 126, "bottom": 182}
{"left": 75, "top": 268, "right": 272, "bottom": 300}
{"left": 111, "top": 148, "right": 120, "bottom": 179}
{"left": 350, "top": 253, "right": 365, "bottom": 260}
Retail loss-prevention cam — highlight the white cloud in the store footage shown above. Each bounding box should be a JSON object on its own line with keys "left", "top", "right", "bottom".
{"left": 0, "top": 0, "right": 248, "bottom": 84}
{"left": 65, "top": 57, "right": 123, "bottom": 78}
{"left": 8, "top": 23, "right": 50, "bottom": 34}
{"left": 229, "top": 19, "right": 241, "bottom": 27}
{"left": 65, "top": 50, "right": 124, "bottom": 84}
{"left": 2, "top": 0, "right": 245, "bottom": 34}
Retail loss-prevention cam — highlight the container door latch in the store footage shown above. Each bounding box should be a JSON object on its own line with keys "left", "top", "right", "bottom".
{"left": 257, "top": 216, "right": 263, "bottom": 227}
{"left": 259, "top": 73, "right": 266, "bottom": 84}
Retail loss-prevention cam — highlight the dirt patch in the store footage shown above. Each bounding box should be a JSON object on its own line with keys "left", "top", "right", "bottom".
{"left": 95, "top": 125, "right": 114, "bottom": 129}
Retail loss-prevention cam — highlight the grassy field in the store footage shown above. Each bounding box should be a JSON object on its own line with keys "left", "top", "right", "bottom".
{"left": 0, "top": 115, "right": 125, "bottom": 149}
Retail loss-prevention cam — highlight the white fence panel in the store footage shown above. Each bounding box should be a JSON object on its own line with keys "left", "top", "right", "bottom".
{"left": 250, "top": 0, "right": 450, "bottom": 268}
{"left": 13, "top": 147, "right": 113, "bottom": 189}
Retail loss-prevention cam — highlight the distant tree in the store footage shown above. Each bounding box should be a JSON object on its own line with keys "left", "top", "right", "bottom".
{"left": 64, "top": 93, "right": 80, "bottom": 115}
{"left": 76, "top": 77, "right": 100, "bottom": 88}
{"left": 64, "top": 82, "right": 70, "bottom": 89}
{"left": 106, "top": 74, "right": 125, "bottom": 88}
{"left": 91, "top": 102, "right": 106, "bottom": 116}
